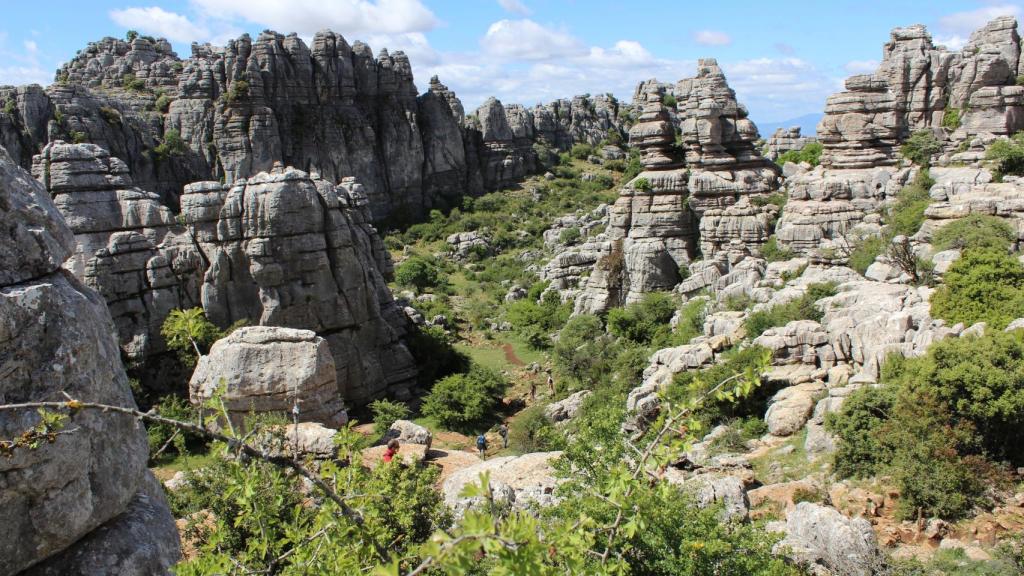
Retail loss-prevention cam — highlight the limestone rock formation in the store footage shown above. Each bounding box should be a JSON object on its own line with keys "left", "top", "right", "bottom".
{"left": 764, "top": 127, "right": 817, "bottom": 161}
{"left": 544, "top": 390, "right": 592, "bottom": 423}
{"left": 190, "top": 326, "right": 348, "bottom": 427}
{"left": 777, "top": 502, "right": 886, "bottom": 576}
{"left": 442, "top": 451, "right": 562, "bottom": 515}
{"left": 382, "top": 419, "right": 433, "bottom": 449}
{"left": 181, "top": 169, "right": 417, "bottom": 403}
{"left": 0, "top": 146, "right": 179, "bottom": 574}
{"left": 32, "top": 141, "right": 202, "bottom": 362}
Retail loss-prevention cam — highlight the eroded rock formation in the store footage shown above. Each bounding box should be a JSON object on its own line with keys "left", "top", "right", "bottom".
{"left": 0, "top": 146, "right": 179, "bottom": 574}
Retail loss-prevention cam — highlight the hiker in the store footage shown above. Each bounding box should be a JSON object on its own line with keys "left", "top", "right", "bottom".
{"left": 546, "top": 370, "right": 555, "bottom": 395}
{"left": 382, "top": 439, "right": 399, "bottom": 463}
{"left": 476, "top": 433, "right": 488, "bottom": 459}
{"left": 529, "top": 380, "right": 536, "bottom": 402}
{"left": 498, "top": 422, "right": 509, "bottom": 449}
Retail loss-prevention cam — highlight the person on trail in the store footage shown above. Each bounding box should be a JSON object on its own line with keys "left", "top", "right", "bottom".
{"left": 498, "top": 423, "right": 509, "bottom": 449}
{"left": 546, "top": 370, "right": 555, "bottom": 395}
{"left": 529, "top": 380, "right": 536, "bottom": 402}
{"left": 383, "top": 439, "right": 399, "bottom": 463}
{"left": 476, "top": 433, "right": 488, "bottom": 459}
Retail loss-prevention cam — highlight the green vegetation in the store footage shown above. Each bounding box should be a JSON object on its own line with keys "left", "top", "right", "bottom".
{"left": 569, "top": 142, "right": 594, "bottom": 160}
{"left": 846, "top": 234, "right": 887, "bottom": 275}
{"left": 98, "top": 105, "right": 121, "bottom": 125}
{"left": 633, "top": 176, "right": 652, "bottom": 191}
{"left": 606, "top": 292, "right": 678, "bottom": 346}
{"left": 420, "top": 365, "right": 507, "bottom": 431}
{"left": 126, "top": 30, "right": 139, "bottom": 42}
{"left": 744, "top": 282, "right": 837, "bottom": 338}
{"left": 558, "top": 226, "right": 581, "bottom": 245}
{"left": 122, "top": 73, "right": 146, "bottom": 92}
{"left": 942, "top": 107, "right": 962, "bottom": 130}
{"left": 160, "top": 307, "right": 222, "bottom": 366}
{"left": 146, "top": 395, "right": 202, "bottom": 463}
{"left": 394, "top": 255, "right": 448, "bottom": 292}
{"left": 226, "top": 79, "right": 250, "bottom": 104}
{"left": 930, "top": 248, "right": 1024, "bottom": 329}
{"left": 508, "top": 404, "right": 563, "bottom": 453}
{"left": 661, "top": 93, "right": 677, "bottom": 108}
{"left": 369, "top": 399, "right": 410, "bottom": 437}
{"left": 2, "top": 99, "right": 15, "bottom": 115}
{"left": 154, "top": 129, "right": 188, "bottom": 160}
{"left": 504, "top": 286, "right": 571, "bottom": 349}
{"left": 404, "top": 324, "right": 469, "bottom": 387}
{"left": 900, "top": 129, "right": 942, "bottom": 166}
{"left": 69, "top": 130, "right": 88, "bottom": 144}
{"left": 985, "top": 132, "right": 1024, "bottom": 177}
{"left": 828, "top": 330, "right": 1024, "bottom": 519}
{"left": 154, "top": 92, "right": 173, "bottom": 113}
{"left": 885, "top": 168, "right": 934, "bottom": 237}
{"left": 892, "top": 543, "right": 1024, "bottom": 576}
{"left": 761, "top": 236, "right": 794, "bottom": 262}
{"left": 775, "top": 141, "right": 823, "bottom": 166}
{"left": 932, "top": 214, "right": 1015, "bottom": 252}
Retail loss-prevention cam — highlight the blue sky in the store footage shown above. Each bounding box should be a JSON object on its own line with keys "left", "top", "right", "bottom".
{"left": 0, "top": 1, "right": 1018, "bottom": 125}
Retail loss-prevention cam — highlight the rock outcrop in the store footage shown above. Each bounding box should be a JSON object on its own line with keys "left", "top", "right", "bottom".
{"left": 181, "top": 170, "right": 417, "bottom": 403}
{"left": 442, "top": 451, "right": 562, "bottom": 515}
{"left": 189, "top": 326, "right": 348, "bottom": 427}
{"left": 777, "top": 502, "right": 886, "bottom": 576}
{"left": 764, "top": 127, "right": 817, "bottom": 161}
{"left": 0, "top": 146, "right": 179, "bottom": 574}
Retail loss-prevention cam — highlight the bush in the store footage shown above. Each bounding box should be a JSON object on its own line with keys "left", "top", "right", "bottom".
{"left": 558, "top": 226, "right": 582, "bottom": 245}
{"left": 661, "top": 93, "right": 677, "bottom": 108}
{"left": 744, "top": 282, "right": 836, "bottom": 338}
{"left": 569, "top": 143, "right": 594, "bottom": 160}
{"left": 825, "top": 384, "right": 897, "bottom": 478}
{"left": 98, "top": 106, "right": 121, "bottom": 124}
{"left": 900, "top": 129, "right": 942, "bottom": 166}
{"left": 394, "top": 255, "right": 446, "bottom": 292}
{"left": 932, "top": 214, "right": 1015, "bottom": 252}
{"left": 161, "top": 308, "right": 222, "bottom": 366}
{"left": 420, "top": 365, "right": 507, "bottom": 431}
{"left": 775, "top": 142, "right": 823, "bottom": 166}
{"left": 669, "top": 297, "right": 707, "bottom": 346}
{"left": 70, "top": 130, "right": 88, "bottom": 144}
{"left": 633, "top": 177, "right": 652, "bottom": 191}
{"left": 509, "top": 405, "right": 563, "bottom": 453}
{"left": 154, "top": 129, "right": 188, "bottom": 160}
{"left": 760, "top": 236, "right": 793, "bottom": 262}
{"left": 986, "top": 132, "right": 1024, "bottom": 177}
{"left": 154, "top": 93, "right": 173, "bottom": 113}
{"left": 146, "top": 394, "right": 203, "bottom": 462}
{"left": 942, "top": 107, "right": 962, "bottom": 130}
{"left": 605, "top": 127, "right": 624, "bottom": 146}
{"left": 846, "top": 234, "right": 886, "bottom": 275}
{"left": 226, "top": 79, "right": 249, "bottom": 104}
{"left": 930, "top": 248, "right": 1024, "bottom": 329}
{"left": 606, "top": 292, "right": 677, "bottom": 345}
{"left": 885, "top": 168, "right": 934, "bottom": 236}
{"left": 405, "top": 324, "right": 469, "bottom": 387}
{"left": 369, "top": 399, "right": 410, "bottom": 437}
{"left": 1, "top": 99, "right": 15, "bottom": 115}
{"left": 669, "top": 345, "right": 774, "bottom": 426}
{"left": 504, "top": 288, "right": 571, "bottom": 349}
{"left": 122, "top": 73, "right": 146, "bottom": 91}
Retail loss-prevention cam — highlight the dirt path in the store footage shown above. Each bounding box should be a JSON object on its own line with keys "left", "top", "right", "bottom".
{"left": 502, "top": 343, "right": 525, "bottom": 366}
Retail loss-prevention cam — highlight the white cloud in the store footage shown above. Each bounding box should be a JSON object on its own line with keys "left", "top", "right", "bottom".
{"left": 722, "top": 57, "right": 842, "bottom": 123}
{"left": 693, "top": 29, "right": 731, "bottom": 46}
{"left": 0, "top": 33, "right": 50, "bottom": 86}
{"left": 23, "top": 40, "right": 37, "bottom": 54}
{"left": 844, "top": 59, "right": 878, "bottom": 74}
{"left": 937, "top": 4, "right": 1021, "bottom": 37}
{"left": 481, "top": 19, "right": 585, "bottom": 60}
{"left": 109, "top": 7, "right": 211, "bottom": 44}
{"left": 934, "top": 34, "right": 968, "bottom": 51}
{"left": 497, "top": 0, "right": 531, "bottom": 16}
{"left": 190, "top": 0, "right": 439, "bottom": 38}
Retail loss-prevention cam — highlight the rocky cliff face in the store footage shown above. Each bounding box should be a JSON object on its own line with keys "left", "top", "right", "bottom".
{"left": 1, "top": 33, "right": 627, "bottom": 223}
{"left": 570, "top": 60, "right": 780, "bottom": 314}
{"left": 763, "top": 127, "right": 816, "bottom": 161}
{"left": 0, "top": 146, "right": 179, "bottom": 574}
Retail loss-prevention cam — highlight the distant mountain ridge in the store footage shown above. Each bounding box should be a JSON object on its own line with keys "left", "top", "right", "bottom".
{"left": 757, "top": 113, "right": 822, "bottom": 137}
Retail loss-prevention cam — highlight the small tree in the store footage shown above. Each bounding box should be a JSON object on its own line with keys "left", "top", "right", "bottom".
{"left": 394, "top": 256, "right": 445, "bottom": 292}
{"left": 161, "top": 307, "right": 221, "bottom": 365}
{"left": 900, "top": 129, "right": 942, "bottom": 166}
{"left": 368, "top": 399, "right": 410, "bottom": 437}
{"left": 421, "top": 365, "right": 506, "bottom": 430}
{"left": 126, "top": 30, "right": 139, "bottom": 42}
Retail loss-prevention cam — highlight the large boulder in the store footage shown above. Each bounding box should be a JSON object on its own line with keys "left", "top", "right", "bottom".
{"left": 777, "top": 502, "right": 886, "bottom": 576}
{"left": 0, "top": 146, "right": 179, "bottom": 574}
{"left": 382, "top": 419, "right": 433, "bottom": 449}
{"left": 442, "top": 452, "right": 562, "bottom": 515}
{"left": 190, "top": 326, "right": 347, "bottom": 427}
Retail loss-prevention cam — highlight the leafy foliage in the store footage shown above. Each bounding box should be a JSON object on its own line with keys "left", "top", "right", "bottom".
{"left": 775, "top": 142, "right": 823, "bottom": 166}
{"left": 606, "top": 292, "right": 678, "bottom": 345}
{"left": 558, "top": 226, "right": 581, "bottom": 245}
{"left": 744, "top": 282, "right": 837, "bottom": 338}
{"left": 985, "top": 132, "right": 1024, "bottom": 177}
{"left": 761, "top": 236, "right": 794, "bottom": 262}
{"left": 930, "top": 248, "right": 1024, "bottom": 329}
{"left": 154, "top": 128, "right": 188, "bottom": 160}
{"left": 846, "top": 234, "right": 886, "bottom": 275}
{"left": 900, "top": 129, "right": 942, "bottom": 166}
{"left": 146, "top": 394, "right": 203, "bottom": 462}
{"left": 932, "top": 214, "right": 1015, "bottom": 252}
{"left": 661, "top": 93, "right": 677, "bottom": 108}
{"left": 394, "top": 255, "right": 447, "bottom": 292}
{"left": 885, "top": 168, "right": 934, "bottom": 237}
{"left": 121, "top": 73, "right": 146, "bottom": 91}
{"left": 160, "top": 308, "right": 222, "bottom": 366}
{"left": 942, "top": 107, "right": 962, "bottom": 130}
{"left": 369, "top": 399, "right": 410, "bottom": 437}
{"left": 421, "top": 365, "right": 507, "bottom": 431}
{"left": 404, "top": 324, "right": 469, "bottom": 387}
{"left": 504, "top": 287, "right": 571, "bottom": 349}
{"left": 225, "top": 79, "right": 250, "bottom": 104}
{"left": 569, "top": 142, "right": 594, "bottom": 160}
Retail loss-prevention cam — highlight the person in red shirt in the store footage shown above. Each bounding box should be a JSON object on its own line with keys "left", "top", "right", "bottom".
{"left": 382, "top": 439, "right": 400, "bottom": 463}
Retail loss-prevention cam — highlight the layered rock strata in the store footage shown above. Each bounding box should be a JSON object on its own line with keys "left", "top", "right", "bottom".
{"left": 763, "top": 127, "right": 817, "bottom": 161}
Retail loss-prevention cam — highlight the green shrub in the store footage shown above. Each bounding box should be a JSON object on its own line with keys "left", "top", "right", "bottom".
{"left": 775, "top": 141, "right": 823, "bottom": 167}
{"left": 369, "top": 399, "right": 410, "bottom": 437}
{"left": 885, "top": 169, "right": 934, "bottom": 237}
{"left": 226, "top": 79, "right": 250, "bottom": 104}
{"left": 621, "top": 152, "right": 643, "bottom": 181}
{"left": 405, "top": 324, "right": 469, "bottom": 387}
{"left": 986, "top": 132, "right": 1024, "bottom": 177}
{"left": 933, "top": 214, "right": 1015, "bottom": 253}
{"left": 552, "top": 314, "right": 619, "bottom": 388}
{"left": 154, "top": 93, "right": 173, "bottom": 113}
{"left": 900, "top": 129, "right": 942, "bottom": 166}
{"left": 605, "top": 127, "right": 624, "bottom": 146}
{"left": 847, "top": 235, "right": 886, "bottom": 275}
{"left": 761, "top": 236, "right": 793, "bottom": 262}
{"left": 668, "top": 297, "right": 707, "bottom": 346}
{"left": 669, "top": 345, "right": 774, "bottom": 426}
{"left": 661, "top": 93, "right": 677, "bottom": 108}
{"left": 122, "top": 73, "right": 146, "bottom": 91}
{"left": 942, "top": 107, "right": 962, "bottom": 130}
{"left": 153, "top": 128, "right": 188, "bottom": 160}
{"left": 421, "top": 365, "right": 507, "bottom": 431}
{"left": 394, "top": 255, "right": 446, "bottom": 292}
{"left": 633, "top": 177, "right": 652, "bottom": 191}
{"left": 2, "top": 99, "right": 16, "bottom": 115}
{"left": 751, "top": 192, "right": 787, "bottom": 210}
{"left": 126, "top": 30, "right": 139, "bottom": 42}
{"left": 98, "top": 106, "right": 121, "bottom": 124}
{"left": 504, "top": 288, "right": 571, "bottom": 349}
{"left": 569, "top": 143, "right": 594, "bottom": 160}
{"left": 146, "top": 394, "right": 203, "bottom": 462}
{"left": 930, "top": 248, "right": 1024, "bottom": 329}
{"left": 825, "top": 384, "right": 897, "bottom": 478}
{"left": 161, "top": 308, "right": 222, "bottom": 366}
{"left": 69, "top": 130, "right": 88, "bottom": 144}
{"left": 606, "top": 292, "right": 678, "bottom": 345}
{"left": 558, "top": 226, "right": 582, "bottom": 245}
{"left": 744, "top": 282, "right": 836, "bottom": 338}
{"left": 509, "top": 405, "right": 563, "bottom": 453}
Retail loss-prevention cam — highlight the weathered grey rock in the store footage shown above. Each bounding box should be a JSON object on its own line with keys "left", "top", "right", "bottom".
{"left": 190, "top": 326, "right": 347, "bottom": 426}
{"left": 446, "top": 230, "right": 492, "bottom": 260}
{"left": 442, "top": 452, "right": 562, "bottom": 514}
{"left": 382, "top": 419, "right": 432, "bottom": 449}
{"left": 754, "top": 320, "right": 836, "bottom": 367}
{"left": 764, "top": 127, "right": 817, "bottom": 161}
{"left": 777, "top": 502, "right": 886, "bottom": 576}
{"left": 765, "top": 381, "right": 826, "bottom": 437}
{"left": 0, "top": 147, "right": 178, "bottom": 574}
{"left": 686, "top": 475, "right": 750, "bottom": 522}
{"left": 699, "top": 197, "right": 779, "bottom": 258}
{"left": 544, "top": 390, "right": 592, "bottom": 423}
{"left": 181, "top": 169, "right": 417, "bottom": 403}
